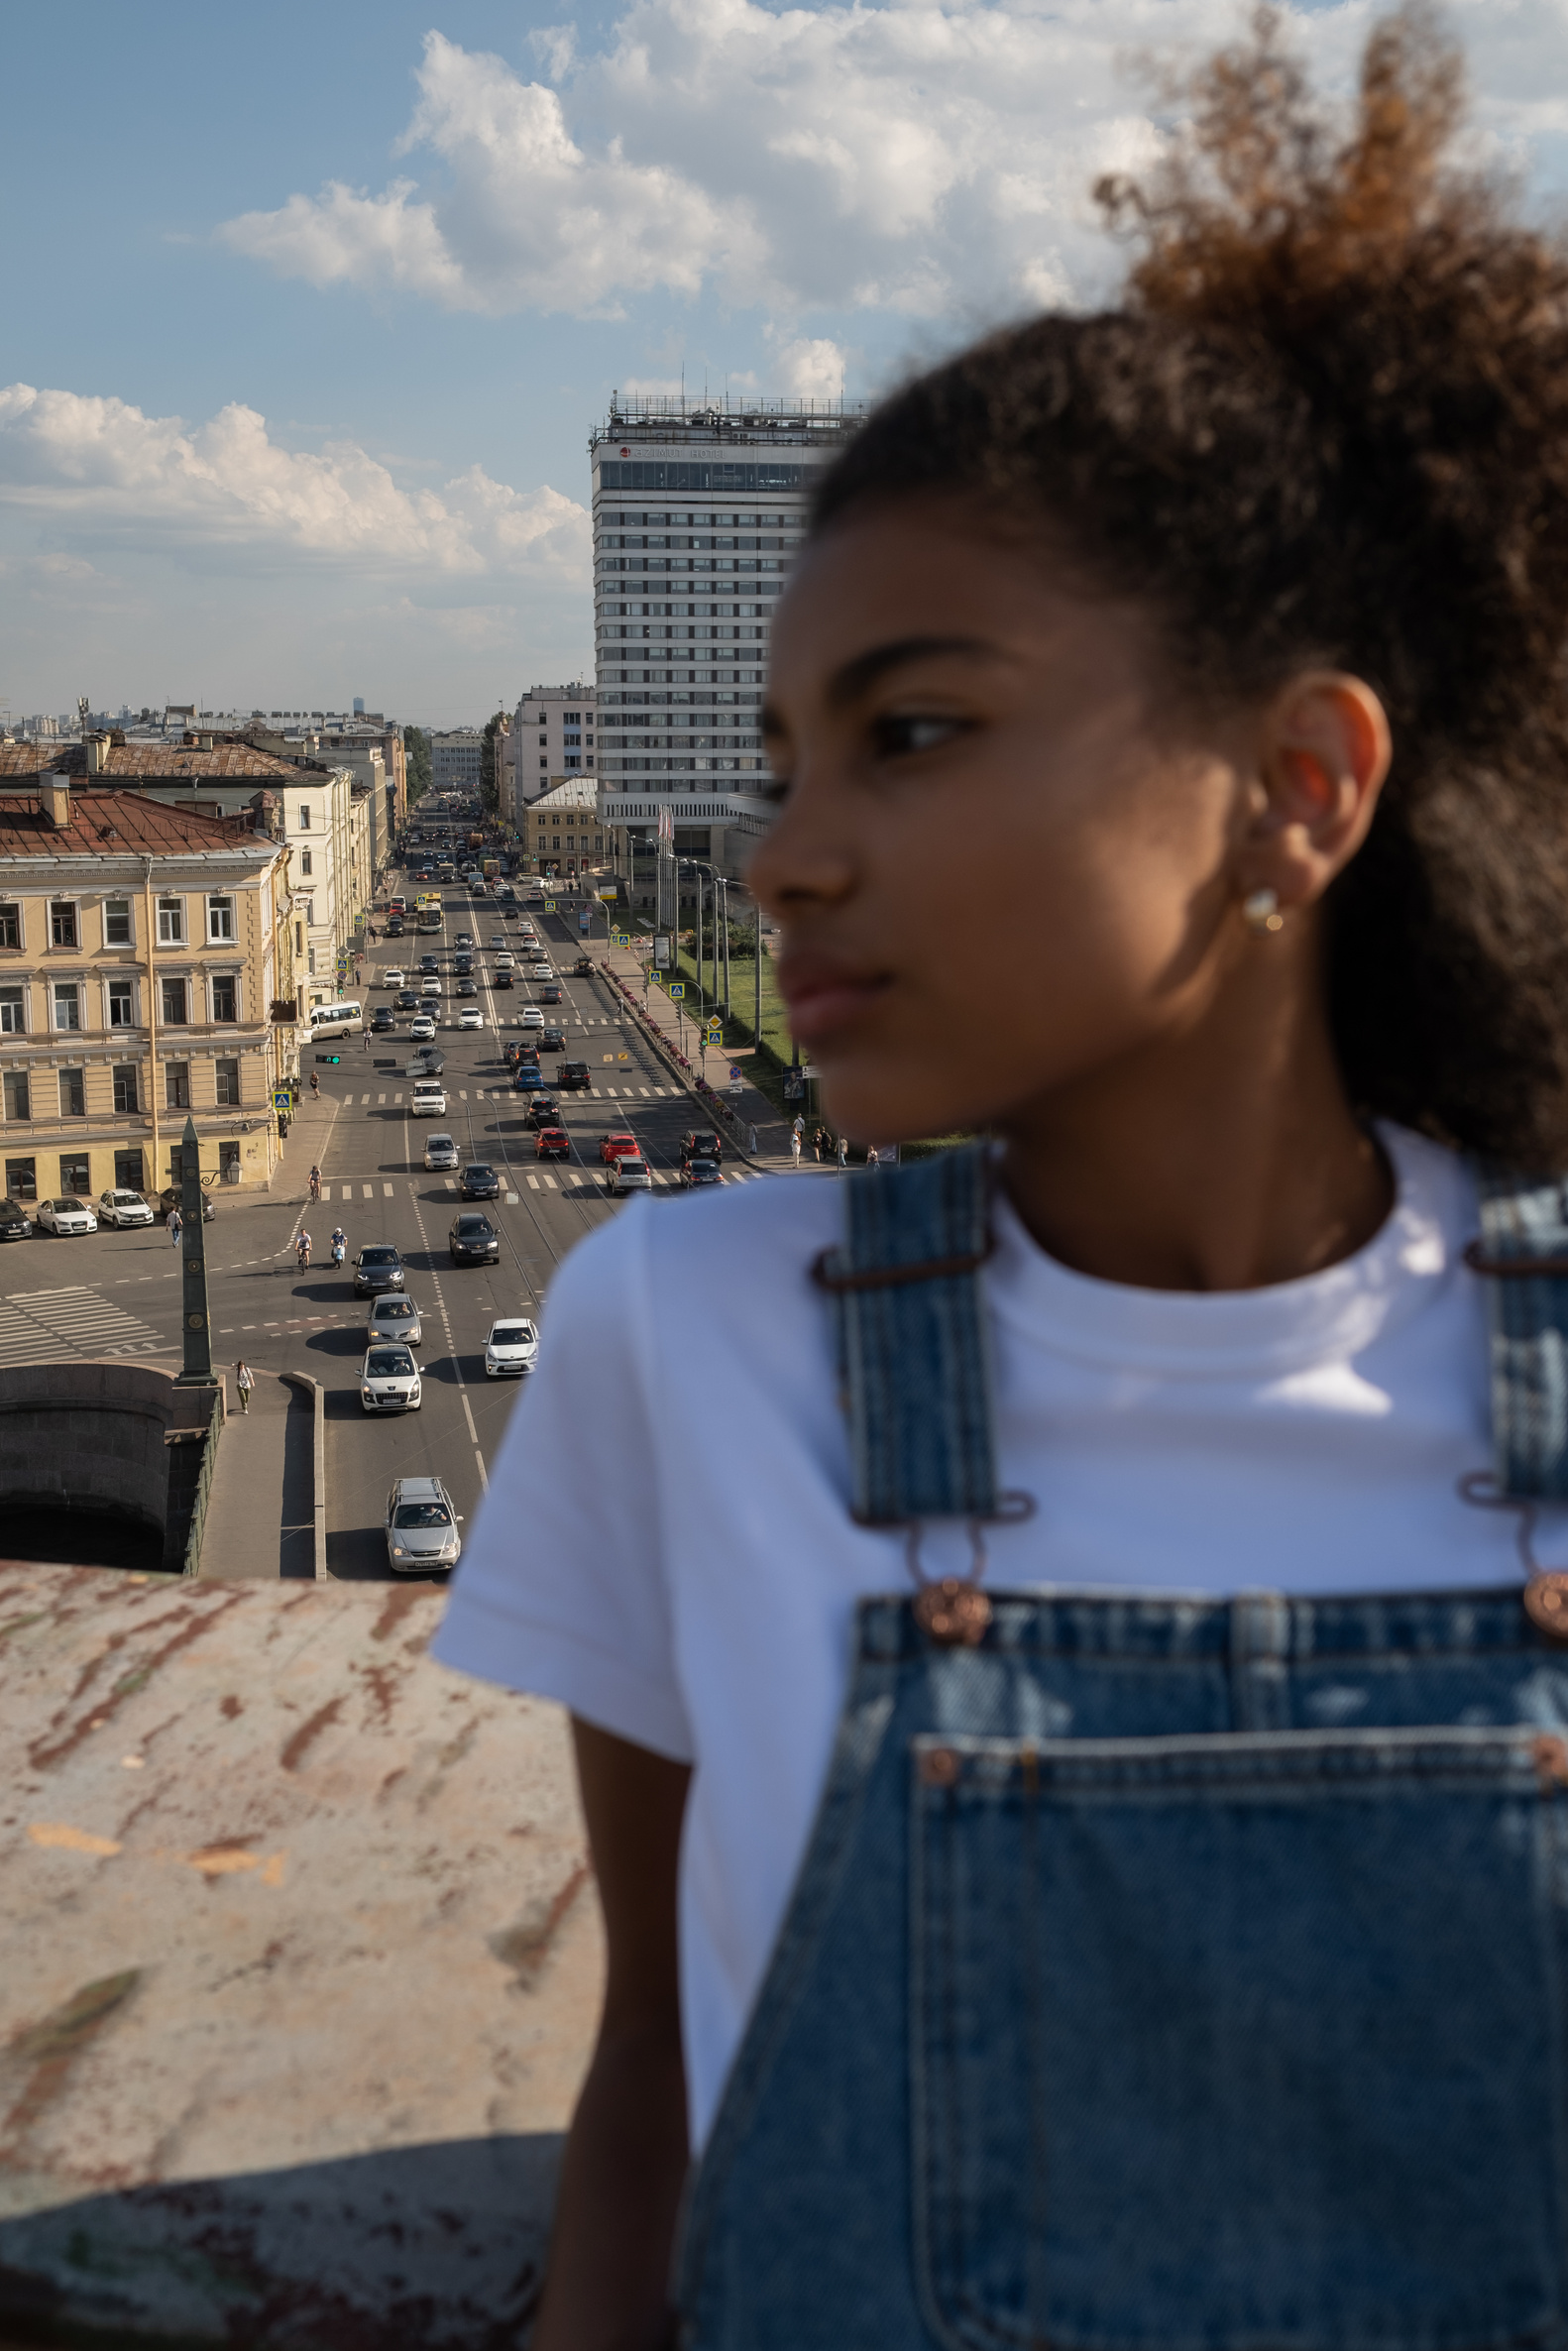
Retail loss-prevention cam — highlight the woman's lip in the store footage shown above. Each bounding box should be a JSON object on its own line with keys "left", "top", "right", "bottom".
{"left": 780, "top": 966, "right": 890, "bottom": 1044}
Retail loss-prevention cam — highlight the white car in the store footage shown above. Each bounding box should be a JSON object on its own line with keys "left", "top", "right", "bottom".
{"left": 360, "top": 1342, "right": 422, "bottom": 1413}
{"left": 485, "top": 1317, "right": 539, "bottom": 1378}
{"left": 607, "top": 1156, "right": 652, "bottom": 1195}
{"left": 490, "top": 934, "right": 507, "bottom": 950}
{"left": 98, "top": 1188, "right": 155, "bottom": 1229}
{"left": 527, "top": 962, "right": 553, "bottom": 981}
{"left": 38, "top": 1195, "right": 99, "bottom": 1236}
{"left": 409, "top": 1014, "right": 437, "bottom": 1042}
{"left": 384, "top": 967, "right": 405, "bottom": 988}
{"left": 494, "top": 952, "right": 515, "bottom": 973}
{"left": 520, "top": 1006, "right": 545, "bottom": 1030}
{"left": 457, "top": 1005, "right": 484, "bottom": 1030}
{"left": 410, "top": 1081, "right": 447, "bottom": 1117}
{"left": 420, "top": 975, "right": 442, "bottom": 996}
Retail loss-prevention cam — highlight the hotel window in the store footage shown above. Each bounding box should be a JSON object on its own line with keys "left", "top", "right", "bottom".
{"left": 206, "top": 894, "right": 235, "bottom": 944}
{"left": 53, "top": 981, "right": 81, "bottom": 1032}
{"left": 3, "top": 1072, "right": 30, "bottom": 1121}
{"left": 211, "top": 974, "right": 238, "bottom": 1023}
{"left": 0, "top": 988, "right": 23, "bottom": 1035}
{"left": 157, "top": 896, "right": 185, "bottom": 946}
{"left": 103, "top": 898, "right": 132, "bottom": 947}
{"left": 0, "top": 904, "right": 18, "bottom": 951}
{"left": 166, "top": 1061, "right": 190, "bottom": 1111}
{"left": 108, "top": 977, "right": 134, "bottom": 1028}
{"left": 50, "top": 900, "right": 78, "bottom": 950}
{"left": 57, "top": 1067, "right": 85, "bottom": 1118}
{"left": 215, "top": 1057, "right": 240, "bottom": 1106}
{"left": 161, "top": 975, "right": 188, "bottom": 1026}
{"left": 112, "top": 1064, "right": 140, "bottom": 1114}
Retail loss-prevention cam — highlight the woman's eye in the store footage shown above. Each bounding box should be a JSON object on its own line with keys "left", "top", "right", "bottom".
{"left": 871, "top": 712, "right": 967, "bottom": 758}
{"left": 759, "top": 774, "right": 792, "bottom": 807}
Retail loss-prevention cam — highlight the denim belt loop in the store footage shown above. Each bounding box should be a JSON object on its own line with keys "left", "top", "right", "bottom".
{"left": 1229, "top": 1590, "right": 1293, "bottom": 1732}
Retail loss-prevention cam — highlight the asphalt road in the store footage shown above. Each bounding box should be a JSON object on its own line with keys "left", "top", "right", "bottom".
{"left": 0, "top": 879, "right": 764, "bottom": 1581}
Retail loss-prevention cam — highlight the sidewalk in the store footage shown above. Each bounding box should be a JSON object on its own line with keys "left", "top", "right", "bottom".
{"left": 593, "top": 942, "right": 798, "bottom": 1172}
{"left": 200, "top": 1371, "right": 313, "bottom": 1579}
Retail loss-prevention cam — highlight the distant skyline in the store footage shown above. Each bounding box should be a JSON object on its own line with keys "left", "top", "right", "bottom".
{"left": 4, "top": 0, "right": 1566, "bottom": 725}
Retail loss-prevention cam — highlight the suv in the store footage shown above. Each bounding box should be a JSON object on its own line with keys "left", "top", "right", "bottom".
{"left": 681, "top": 1129, "right": 723, "bottom": 1167}
{"left": 354, "top": 1243, "right": 405, "bottom": 1295}
{"left": 410, "top": 1079, "right": 447, "bottom": 1117}
{"left": 557, "top": 1060, "right": 590, "bottom": 1090}
{"left": 385, "top": 1476, "right": 462, "bottom": 1574}
{"left": 607, "top": 1155, "right": 651, "bottom": 1195}
{"left": 460, "top": 1164, "right": 501, "bottom": 1199}
{"left": 449, "top": 1212, "right": 500, "bottom": 1266}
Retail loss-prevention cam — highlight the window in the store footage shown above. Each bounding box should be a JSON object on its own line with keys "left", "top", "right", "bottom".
{"left": 0, "top": 988, "right": 23, "bottom": 1035}
{"left": 57, "top": 1067, "right": 84, "bottom": 1118}
{"left": 565, "top": 712, "right": 582, "bottom": 724}
{"left": 157, "top": 896, "right": 185, "bottom": 946}
{"left": 6, "top": 1156, "right": 36, "bottom": 1200}
{"left": 206, "top": 894, "right": 235, "bottom": 943}
{"left": 112, "top": 1064, "right": 140, "bottom": 1114}
{"left": 295, "top": 920, "right": 304, "bottom": 956}
{"left": 0, "top": 904, "right": 20, "bottom": 951}
{"left": 113, "top": 1148, "right": 145, "bottom": 1192}
{"left": 215, "top": 1057, "right": 240, "bottom": 1106}
{"left": 50, "top": 900, "right": 78, "bottom": 950}
{"left": 58, "top": 1155, "right": 90, "bottom": 1196}
{"left": 161, "top": 975, "right": 187, "bottom": 1026}
{"left": 166, "top": 1062, "right": 190, "bottom": 1110}
{"left": 299, "top": 804, "right": 312, "bottom": 829}
{"left": 53, "top": 981, "right": 80, "bottom": 1032}
{"left": 300, "top": 848, "right": 313, "bottom": 876}
{"left": 108, "top": 977, "right": 133, "bottom": 1028}
{"left": 211, "top": 974, "right": 238, "bottom": 1023}
{"left": 103, "top": 898, "right": 132, "bottom": 947}
{"left": 3, "top": 1072, "right": 30, "bottom": 1121}
{"left": 308, "top": 949, "right": 317, "bottom": 976}
{"left": 219, "top": 1140, "right": 240, "bottom": 1178}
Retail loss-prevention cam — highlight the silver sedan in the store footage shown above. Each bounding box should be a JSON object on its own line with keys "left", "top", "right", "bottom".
{"left": 366, "top": 1293, "right": 423, "bottom": 1348}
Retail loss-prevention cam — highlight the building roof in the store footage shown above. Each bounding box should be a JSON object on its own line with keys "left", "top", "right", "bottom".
{"left": 0, "top": 788, "right": 272, "bottom": 857}
{"left": 529, "top": 779, "right": 600, "bottom": 813}
{"left": 0, "top": 740, "right": 312, "bottom": 784}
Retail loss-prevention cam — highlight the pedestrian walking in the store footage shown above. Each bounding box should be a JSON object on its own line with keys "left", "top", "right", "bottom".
{"left": 790, "top": 1129, "right": 802, "bottom": 1169}
{"left": 837, "top": 1134, "right": 848, "bottom": 1168}
{"left": 865, "top": 1144, "right": 880, "bottom": 1170}
{"left": 235, "top": 1360, "right": 255, "bottom": 1415}
{"left": 812, "top": 1125, "right": 825, "bottom": 1164}
{"left": 168, "top": 1207, "right": 181, "bottom": 1248}
{"left": 436, "top": 22, "right": 1568, "bottom": 2344}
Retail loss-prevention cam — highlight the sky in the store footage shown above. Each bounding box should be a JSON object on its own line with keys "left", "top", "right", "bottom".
{"left": 4, "top": 0, "right": 1568, "bottom": 728}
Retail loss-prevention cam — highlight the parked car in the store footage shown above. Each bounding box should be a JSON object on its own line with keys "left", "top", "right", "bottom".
{"left": 526, "top": 1095, "right": 561, "bottom": 1127}
{"left": 366, "top": 1294, "right": 423, "bottom": 1348}
{"left": 98, "top": 1187, "right": 155, "bottom": 1228}
{"left": 0, "top": 1196, "right": 33, "bottom": 1240}
{"left": 385, "top": 1476, "right": 462, "bottom": 1573}
{"left": 460, "top": 1164, "right": 501, "bottom": 1199}
{"left": 353, "top": 1244, "right": 405, "bottom": 1295}
{"left": 158, "top": 1185, "right": 214, "bottom": 1222}
{"left": 360, "top": 1343, "right": 422, "bottom": 1413}
{"left": 484, "top": 1317, "right": 538, "bottom": 1378}
{"left": 423, "top": 1133, "right": 459, "bottom": 1171}
{"left": 607, "top": 1156, "right": 651, "bottom": 1195}
{"left": 449, "top": 1212, "right": 500, "bottom": 1266}
{"left": 681, "top": 1129, "right": 723, "bottom": 1167}
{"left": 557, "top": 1060, "right": 591, "bottom": 1089}
{"left": 520, "top": 1006, "right": 544, "bottom": 1030}
{"left": 535, "top": 1125, "right": 571, "bottom": 1160}
{"left": 600, "top": 1131, "right": 640, "bottom": 1165}
{"left": 679, "top": 1158, "right": 724, "bottom": 1188}
{"left": 409, "top": 1015, "right": 437, "bottom": 1042}
{"left": 410, "top": 1080, "right": 447, "bottom": 1117}
{"left": 540, "top": 1026, "right": 566, "bottom": 1052}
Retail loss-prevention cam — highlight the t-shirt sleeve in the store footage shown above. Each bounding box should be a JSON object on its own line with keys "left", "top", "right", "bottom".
{"left": 431, "top": 1198, "right": 693, "bottom": 1763}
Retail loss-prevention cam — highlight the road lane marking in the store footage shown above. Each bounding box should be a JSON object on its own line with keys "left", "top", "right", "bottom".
{"left": 527, "top": 1175, "right": 539, "bottom": 1189}
{"left": 384, "top": 1182, "right": 393, "bottom": 1196}
{"left": 361, "top": 1093, "right": 371, "bottom": 1104}
{"left": 363, "top": 1184, "right": 374, "bottom": 1199}
{"left": 542, "top": 1173, "right": 557, "bottom": 1189}
{"left": 378, "top": 1092, "right": 387, "bottom": 1103}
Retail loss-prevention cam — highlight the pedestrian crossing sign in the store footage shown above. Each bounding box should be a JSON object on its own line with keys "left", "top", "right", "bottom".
{"left": 273, "top": 1089, "right": 291, "bottom": 1111}
{"left": 669, "top": 982, "right": 685, "bottom": 999}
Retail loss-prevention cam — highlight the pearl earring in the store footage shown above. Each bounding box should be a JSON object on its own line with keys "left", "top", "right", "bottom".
{"left": 1243, "top": 887, "right": 1285, "bottom": 934}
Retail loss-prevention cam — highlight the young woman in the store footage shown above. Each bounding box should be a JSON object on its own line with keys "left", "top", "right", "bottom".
{"left": 437, "top": 15, "right": 1568, "bottom": 2345}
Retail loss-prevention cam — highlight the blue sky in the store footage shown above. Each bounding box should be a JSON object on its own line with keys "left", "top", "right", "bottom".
{"left": 4, "top": 0, "right": 1564, "bottom": 726}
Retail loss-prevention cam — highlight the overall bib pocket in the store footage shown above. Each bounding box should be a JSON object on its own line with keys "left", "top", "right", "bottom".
{"left": 911, "top": 1727, "right": 1568, "bottom": 2351}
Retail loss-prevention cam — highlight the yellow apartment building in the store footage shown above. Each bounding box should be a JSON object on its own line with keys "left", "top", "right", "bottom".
{"left": 0, "top": 779, "right": 296, "bottom": 1207}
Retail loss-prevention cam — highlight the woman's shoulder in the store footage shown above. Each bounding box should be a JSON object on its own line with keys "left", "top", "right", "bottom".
{"left": 548, "top": 1171, "right": 847, "bottom": 1331}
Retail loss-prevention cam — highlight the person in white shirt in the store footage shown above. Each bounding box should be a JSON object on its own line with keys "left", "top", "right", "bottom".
{"left": 436, "top": 15, "right": 1568, "bottom": 2344}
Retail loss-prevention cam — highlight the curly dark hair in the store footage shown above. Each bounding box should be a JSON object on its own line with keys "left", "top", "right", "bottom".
{"left": 813, "top": 8, "right": 1568, "bottom": 1166}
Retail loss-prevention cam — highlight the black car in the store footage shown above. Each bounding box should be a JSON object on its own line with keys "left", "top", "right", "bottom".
{"left": 386, "top": 919, "right": 404, "bottom": 939}
{"left": 453, "top": 953, "right": 473, "bottom": 975}
{"left": 457, "top": 979, "right": 478, "bottom": 998}
{"left": 449, "top": 1212, "right": 500, "bottom": 1266}
{"left": 680, "top": 1158, "right": 723, "bottom": 1188}
{"left": 527, "top": 1095, "right": 561, "bottom": 1127}
{"left": 371, "top": 1007, "right": 395, "bottom": 1032}
{"left": 395, "top": 988, "right": 419, "bottom": 1011}
{"left": 681, "top": 1129, "right": 723, "bottom": 1167}
{"left": 557, "top": 1060, "right": 590, "bottom": 1090}
{"left": 461, "top": 1164, "right": 501, "bottom": 1199}
{"left": 419, "top": 954, "right": 440, "bottom": 974}
{"left": 540, "top": 1025, "right": 566, "bottom": 1052}
{"left": 495, "top": 969, "right": 513, "bottom": 989}
{"left": 354, "top": 1244, "right": 405, "bottom": 1295}
{"left": 573, "top": 955, "right": 595, "bottom": 977}
{"left": 541, "top": 982, "right": 564, "bottom": 1005}
{"left": 0, "top": 1195, "right": 33, "bottom": 1239}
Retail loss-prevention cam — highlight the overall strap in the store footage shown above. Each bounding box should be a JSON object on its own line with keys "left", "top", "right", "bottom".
{"left": 812, "top": 1144, "right": 998, "bottom": 1524}
{"left": 1472, "top": 1167, "right": 1568, "bottom": 1500}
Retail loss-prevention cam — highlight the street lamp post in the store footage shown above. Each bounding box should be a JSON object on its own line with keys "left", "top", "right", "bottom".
{"left": 174, "top": 1114, "right": 215, "bottom": 1391}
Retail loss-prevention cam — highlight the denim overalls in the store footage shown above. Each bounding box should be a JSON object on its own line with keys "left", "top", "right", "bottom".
{"left": 676, "top": 1147, "right": 1568, "bottom": 2350}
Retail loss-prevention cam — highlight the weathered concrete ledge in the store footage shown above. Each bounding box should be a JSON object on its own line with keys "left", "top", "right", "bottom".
{"left": 0, "top": 1566, "right": 600, "bottom": 2348}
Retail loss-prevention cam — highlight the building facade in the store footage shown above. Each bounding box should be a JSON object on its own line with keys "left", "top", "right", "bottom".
{"left": 591, "top": 395, "right": 865, "bottom": 801}
{"left": 431, "top": 730, "right": 484, "bottom": 795}
{"left": 519, "top": 779, "right": 609, "bottom": 876}
{"left": 506, "top": 686, "right": 599, "bottom": 826}
{"left": 0, "top": 781, "right": 293, "bottom": 1204}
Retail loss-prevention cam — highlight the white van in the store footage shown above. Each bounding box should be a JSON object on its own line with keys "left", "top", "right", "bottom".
{"left": 310, "top": 1000, "right": 363, "bottom": 1039}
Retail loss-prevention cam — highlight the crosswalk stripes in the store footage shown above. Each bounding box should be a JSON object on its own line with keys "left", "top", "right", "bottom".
{"left": 0, "top": 1284, "right": 168, "bottom": 1366}
{"left": 384, "top": 1181, "right": 394, "bottom": 1196}
{"left": 363, "top": 1183, "right": 374, "bottom": 1199}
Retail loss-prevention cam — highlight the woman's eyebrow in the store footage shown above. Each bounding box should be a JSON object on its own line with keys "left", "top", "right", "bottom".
{"left": 825, "top": 634, "right": 1000, "bottom": 711}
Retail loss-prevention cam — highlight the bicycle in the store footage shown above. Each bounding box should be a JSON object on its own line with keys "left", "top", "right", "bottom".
{"left": 296, "top": 1237, "right": 312, "bottom": 1273}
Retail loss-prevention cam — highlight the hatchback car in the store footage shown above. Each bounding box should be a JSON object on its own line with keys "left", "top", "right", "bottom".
{"left": 458, "top": 1005, "right": 484, "bottom": 1031}
{"left": 607, "top": 1156, "right": 651, "bottom": 1195}
{"left": 98, "top": 1187, "right": 155, "bottom": 1228}
{"left": 485, "top": 1318, "right": 538, "bottom": 1378}
{"left": 410, "top": 1081, "right": 447, "bottom": 1117}
{"left": 385, "top": 1477, "right": 462, "bottom": 1575}
{"left": 366, "top": 1294, "right": 422, "bottom": 1348}
{"left": 360, "top": 1343, "right": 422, "bottom": 1413}
{"left": 0, "top": 1196, "right": 33, "bottom": 1241}
{"left": 423, "top": 1132, "right": 459, "bottom": 1171}
{"left": 461, "top": 1163, "right": 501, "bottom": 1199}
{"left": 353, "top": 1244, "right": 405, "bottom": 1295}
{"left": 513, "top": 1064, "right": 545, "bottom": 1092}
{"left": 520, "top": 1006, "right": 545, "bottom": 1030}
{"left": 395, "top": 988, "right": 420, "bottom": 1012}
{"left": 535, "top": 1125, "right": 571, "bottom": 1160}
{"left": 557, "top": 1060, "right": 590, "bottom": 1089}
{"left": 600, "top": 1130, "right": 640, "bottom": 1165}
{"left": 409, "top": 1015, "right": 437, "bottom": 1042}
{"left": 526, "top": 1095, "right": 561, "bottom": 1127}
{"left": 449, "top": 1212, "right": 500, "bottom": 1266}
{"left": 679, "top": 1157, "right": 724, "bottom": 1188}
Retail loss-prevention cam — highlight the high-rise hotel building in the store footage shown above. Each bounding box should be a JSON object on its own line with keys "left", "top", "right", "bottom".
{"left": 592, "top": 397, "right": 865, "bottom": 876}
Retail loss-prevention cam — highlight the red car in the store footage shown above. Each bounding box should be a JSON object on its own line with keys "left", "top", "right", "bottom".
{"left": 599, "top": 1130, "right": 639, "bottom": 1165}
{"left": 535, "top": 1126, "right": 571, "bottom": 1161}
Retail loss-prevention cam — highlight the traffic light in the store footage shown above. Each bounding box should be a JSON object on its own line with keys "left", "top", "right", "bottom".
{"left": 314, "top": 1053, "right": 342, "bottom": 1065}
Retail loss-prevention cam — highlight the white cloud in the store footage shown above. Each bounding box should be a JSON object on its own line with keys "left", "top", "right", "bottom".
{"left": 767, "top": 335, "right": 848, "bottom": 399}
{"left": 0, "top": 384, "right": 589, "bottom": 582}
{"left": 213, "top": 0, "right": 1568, "bottom": 334}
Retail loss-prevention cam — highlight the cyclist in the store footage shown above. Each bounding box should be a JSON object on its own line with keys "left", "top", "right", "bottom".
{"left": 295, "top": 1230, "right": 311, "bottom": 1272}
{"left": 308, "top": 1166, "right": 321, "bottom": 1201}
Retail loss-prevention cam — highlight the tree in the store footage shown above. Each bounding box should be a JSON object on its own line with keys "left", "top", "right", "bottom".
{"left": 404, "top": 725, "right": 432, "bottom": 801}
{"left": 479, "top": 710, "right": 507, "bottom": 815}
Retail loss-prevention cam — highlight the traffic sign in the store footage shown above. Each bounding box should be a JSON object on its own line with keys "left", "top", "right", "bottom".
{"left": 707, "top": 1017, "right": 723, "bottom": 1035}
{"left": 544, "top": 898, "right": 557, "bottom": 913}
{"left": 273, "top": 1089, "right": 291, "bottom": 1111}
{"left": 613, "top": 932, "right": 630, "bottom": 948}
{"left": 669, "top": 982, "right": 685, "bottom": 999}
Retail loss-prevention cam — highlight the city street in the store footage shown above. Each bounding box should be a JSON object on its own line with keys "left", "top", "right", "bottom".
{"left": 0, "top": 881, "right": 771, "bottom": 1581}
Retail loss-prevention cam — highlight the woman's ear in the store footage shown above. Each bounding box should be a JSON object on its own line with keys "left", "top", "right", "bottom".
{"left": 1241, "top": 671, "right": 1391, "bottom": 912}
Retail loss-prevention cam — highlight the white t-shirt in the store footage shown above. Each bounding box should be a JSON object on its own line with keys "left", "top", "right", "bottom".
{"left": 434, "top": 1123, "right": 1537, "bottom": 2148}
